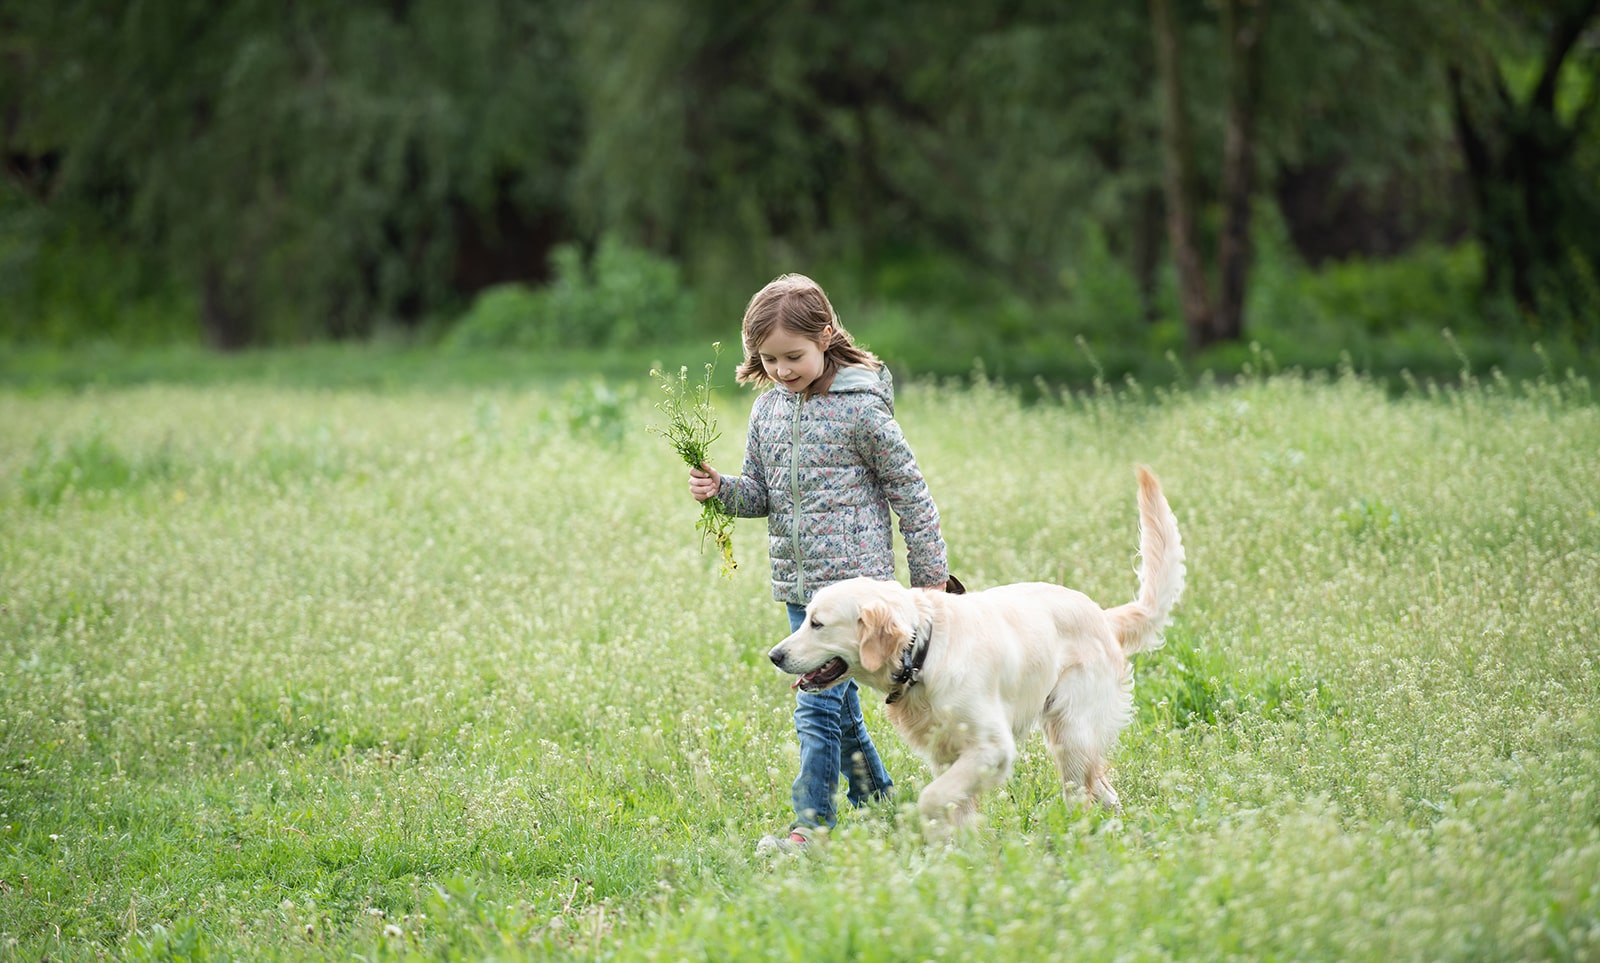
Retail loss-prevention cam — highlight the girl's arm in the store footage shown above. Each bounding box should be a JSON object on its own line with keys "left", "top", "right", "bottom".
{"left": 715, "top": 403, "right": 771, "bottom": 519}
{"left": 856, "top": 401, "right": 949, "bottom": 588}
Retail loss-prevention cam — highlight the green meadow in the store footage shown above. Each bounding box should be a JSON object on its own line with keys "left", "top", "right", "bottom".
{"left": 2, "top": 364, "right": 1598, "bottom": 960}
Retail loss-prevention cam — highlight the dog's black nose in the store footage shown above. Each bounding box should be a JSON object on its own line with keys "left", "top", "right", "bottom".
{"left": 769, "top": 650, "right": 784, "bottom": 667}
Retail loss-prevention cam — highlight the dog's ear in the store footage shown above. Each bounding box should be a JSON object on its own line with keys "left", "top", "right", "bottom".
{"left": 858, "top": 603, "right": 906, "bottom": 673}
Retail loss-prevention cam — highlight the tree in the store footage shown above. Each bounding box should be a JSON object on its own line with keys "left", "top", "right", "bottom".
{"left": 568, "top": 0, "right": 1169, "bottom": 321}
{"left": 1446, "top": 0, "right": 1600, "bottom": 337}
{"left": 2, "top": 0, "right": 581, "bottom": 347}
{"left": 8, "top": 0, "right": 1588, "bottom": 351}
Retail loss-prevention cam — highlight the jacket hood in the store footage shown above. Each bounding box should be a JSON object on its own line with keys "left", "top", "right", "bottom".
{"left": 826, "top": 364, "right": 894, "bottom": 405}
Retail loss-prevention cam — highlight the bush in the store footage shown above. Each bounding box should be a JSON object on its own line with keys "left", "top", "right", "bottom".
{"left": 1240, "top": 205, "right": 1488, "bottom": 373}
{"left": 441, "top": 283, "right": 552, "bottom": 351}
{"left": 445, "top": 236, "right": 697, "bottom": 351}
{"left": 0, "top": 188, "right": 196, "bottom": 346}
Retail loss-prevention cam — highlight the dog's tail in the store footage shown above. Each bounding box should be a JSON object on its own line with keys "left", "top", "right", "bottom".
{"left": 1105, "top": 465, "right": 1186, "bottom": 655}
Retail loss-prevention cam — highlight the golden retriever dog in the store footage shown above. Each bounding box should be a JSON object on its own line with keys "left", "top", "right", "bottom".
{"left": 768, "top": 466, "right": 1185, "bottom": 837}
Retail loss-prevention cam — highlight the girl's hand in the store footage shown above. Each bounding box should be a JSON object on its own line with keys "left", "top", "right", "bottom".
{"left": 688, "top": 463, "right": 721, "bottom": 502}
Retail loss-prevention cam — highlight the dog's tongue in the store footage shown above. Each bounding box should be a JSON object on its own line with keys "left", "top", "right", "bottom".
{"left": 796, "top": 657, "right": 847, "bottom": 690}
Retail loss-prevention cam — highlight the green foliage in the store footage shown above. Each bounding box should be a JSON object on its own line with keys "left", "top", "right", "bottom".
{"left": 441, "top": 283, "right": 551, "bottom": 351}
{"left": 1336, "top": 496, "right": 1405, "bottom": 540}
{"left": 819, "top": 232, "right": 1595, "bottom": 391}
{"left": 1139, "top": 628, "right": 1347, "bottom": 731}
{"left": 1258, "top": 245, "right": 1484, "bottom": 337}
{"left": 4, "top": 0, "right": 1596, "bottom": 352}
{"left": 0, "top": 188, "right": 196, "bottom": 346}
{"left": 4, "top": 0, "right": 581, "bottom": 343}
{"left": 1054, "top": 224, "right": 1153, "bottom": 334}
{"left": 20, "top": 429, "right": 178, "bottom": 507}
{"left": 578, "top": 238, "right": 700, "bottom": 345}
{"left": 1241, "top": 210, "right": 1494, "bottom": 372}
{"left": 445, "top": 237, "right": 697, "bottom": 352}
{"left": 1436, "top": 0, "right": 1600, "bottom": 336}
{"left": 550, "top": 379, "right": 634, "bottom": 448}
{"left": 568, "top": 5, "right": 1162, "bottom": 294}
{"left": 1137, "top": 628, "right": 1241, "bottom": 729}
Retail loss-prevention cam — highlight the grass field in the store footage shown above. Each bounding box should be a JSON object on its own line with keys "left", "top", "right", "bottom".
{"left": 2, "top": 363, "right": 1598, "bottom": 960}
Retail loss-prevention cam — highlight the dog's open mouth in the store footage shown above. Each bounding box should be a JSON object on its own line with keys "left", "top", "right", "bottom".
{"left": 795, "top": 657, "right": 849, "bottom": 691}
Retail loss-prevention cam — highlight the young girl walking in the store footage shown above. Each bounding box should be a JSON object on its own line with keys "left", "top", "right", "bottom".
{"left": 687, "top": 273, "right": 949, "bottom": 853}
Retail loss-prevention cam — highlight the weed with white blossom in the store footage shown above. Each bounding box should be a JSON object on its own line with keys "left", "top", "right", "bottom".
{"left": 649, "top": 343, "right": 738, "bottom": 577}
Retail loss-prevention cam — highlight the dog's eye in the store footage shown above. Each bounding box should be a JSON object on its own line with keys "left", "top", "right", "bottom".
{"left": 809, "top": 618, "right": 823, "bottom": 630}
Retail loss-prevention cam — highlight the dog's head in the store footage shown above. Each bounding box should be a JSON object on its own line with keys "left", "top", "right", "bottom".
{"left": 768, "top": 577, "right": 917, "bottom": 693}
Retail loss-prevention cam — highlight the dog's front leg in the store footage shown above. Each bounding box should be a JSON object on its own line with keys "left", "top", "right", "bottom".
{"left": 917, "top": 741, "right": 1014, "bottom": 840}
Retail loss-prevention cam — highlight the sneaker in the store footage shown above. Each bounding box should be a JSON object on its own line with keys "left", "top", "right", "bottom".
{"left": 755, "top": 828, "right": 812, "bottom": 855}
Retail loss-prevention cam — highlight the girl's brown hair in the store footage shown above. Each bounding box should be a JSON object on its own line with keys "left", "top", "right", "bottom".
{"left": 735, "top": 273, "right": 880, "bottom": 394}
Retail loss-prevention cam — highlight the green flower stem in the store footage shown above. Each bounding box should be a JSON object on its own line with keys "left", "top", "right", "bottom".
{"left": 650, "top": 343, "right": 738, "bottom": 578}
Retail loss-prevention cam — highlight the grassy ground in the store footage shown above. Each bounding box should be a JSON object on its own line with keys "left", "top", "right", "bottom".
{"left": 1, "top": 361, "right": 1597, "bottom": 960}
{"left": 0, "top": 342, "right": 679, "bottom": 393}
{"left": 5, "top": 325, "right": 1597, "bottom": 399}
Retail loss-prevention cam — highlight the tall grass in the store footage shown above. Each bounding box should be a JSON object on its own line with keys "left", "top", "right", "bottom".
{"left": 1, "top": 365, "right": 1597, "bottom": 960}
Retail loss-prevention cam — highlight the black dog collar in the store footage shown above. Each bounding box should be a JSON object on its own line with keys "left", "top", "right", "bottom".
{"left": 886, "top": 614, "right": 933, "bottom": 705}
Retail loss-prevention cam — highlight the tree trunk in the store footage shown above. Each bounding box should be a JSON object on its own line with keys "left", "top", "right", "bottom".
{"left": 200, "top": 264, "right": 254, "bottom": 351}
{"left": 1448, "top": 66, "right": 1511, "bottom": 298}
{"left": 1150, "top": 0, "right": 1216, "bottom": 352}
{"left": 1215, "top": 0, "right": 1268, "bottom": 343}
{"left": 1132, "top": 185, "right": 1165, "bottom": 325}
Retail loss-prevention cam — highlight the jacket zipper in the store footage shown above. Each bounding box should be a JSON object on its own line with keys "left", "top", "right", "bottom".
{"left": 789, "top": 391, "right": 805, "bottom": 599}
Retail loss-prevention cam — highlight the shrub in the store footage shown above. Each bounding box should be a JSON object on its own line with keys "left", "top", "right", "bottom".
{"left": 440, "top": 283, "right": 552, "bottom": 351}
{"left": 445, "top": 236, "right": 696, "bottom": 351}
{"left": 0, "top": 190, "right": 196, "bottom": 347}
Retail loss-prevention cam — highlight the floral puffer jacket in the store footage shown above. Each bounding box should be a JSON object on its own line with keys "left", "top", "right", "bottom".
{"left": 717, "top": 364, "right": 948, "bottom": 604}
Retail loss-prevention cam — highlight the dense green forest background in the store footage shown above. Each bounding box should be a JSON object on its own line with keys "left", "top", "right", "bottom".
{"left": 2, "top": 0, "right": 1597, "bottom": 384}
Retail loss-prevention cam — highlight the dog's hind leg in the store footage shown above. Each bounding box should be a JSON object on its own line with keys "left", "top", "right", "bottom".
{"left": 1044, "top": 722, "right": 1121, "bottom": 810}
{"left": 1084, "top": 762, "right": 1121, "bottom": 811}
{"left": 1043, "top": 714, "right": 1100, "bottom": 809}
{"left": 1043, "top": 675, "right": 1127, "bottom": 812}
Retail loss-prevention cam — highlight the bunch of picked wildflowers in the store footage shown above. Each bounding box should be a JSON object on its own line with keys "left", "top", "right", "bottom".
{"left": 649, "top": 343, "right": 737, "bottom": 577}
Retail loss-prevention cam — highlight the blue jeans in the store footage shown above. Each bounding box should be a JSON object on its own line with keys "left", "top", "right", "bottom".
{"left": 786, "top": 602, "right": 894, "bottom": 829}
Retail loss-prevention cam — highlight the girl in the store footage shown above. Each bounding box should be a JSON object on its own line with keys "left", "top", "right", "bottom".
{"left": 688, "top": 273, "right": 949, "bottom": 853}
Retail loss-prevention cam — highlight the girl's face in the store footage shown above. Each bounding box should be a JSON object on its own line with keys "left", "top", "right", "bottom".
{"left": 757, "top": 325, "right": 828, "bottom": 393}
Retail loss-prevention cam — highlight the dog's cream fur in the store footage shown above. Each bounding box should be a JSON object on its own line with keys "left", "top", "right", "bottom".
{"left": 768, "top": 466, "right": 1185, "bottom": 837}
